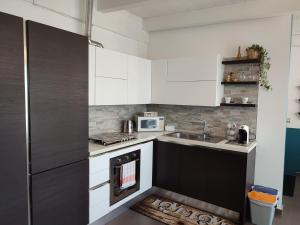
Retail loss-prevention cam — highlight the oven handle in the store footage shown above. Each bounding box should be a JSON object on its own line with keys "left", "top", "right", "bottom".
{"left": 113, "top": 158, "right": 140, "bottom": 169}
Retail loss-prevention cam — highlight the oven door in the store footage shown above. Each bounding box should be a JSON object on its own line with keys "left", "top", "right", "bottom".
{"left": 110, "top": 150, "right": 140, "bottom": 205}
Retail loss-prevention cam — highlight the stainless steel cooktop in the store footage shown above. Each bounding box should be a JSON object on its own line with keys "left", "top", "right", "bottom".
{"left": 89, "top": 132, "right": 137, "bottom": 146}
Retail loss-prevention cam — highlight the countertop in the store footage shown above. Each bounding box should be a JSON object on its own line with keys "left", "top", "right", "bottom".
{"left": 89, "top": 131, "right": 168, "bottom": 156}
{"left": 89, "top": 131, "right": 256, "bottom": 156}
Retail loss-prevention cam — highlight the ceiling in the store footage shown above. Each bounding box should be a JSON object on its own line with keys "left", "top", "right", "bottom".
{"left": 128, "top": 0, "right": 246, "bottom": 18}
{"left": 98, "top": 0, "right": 248, "bottom": 19}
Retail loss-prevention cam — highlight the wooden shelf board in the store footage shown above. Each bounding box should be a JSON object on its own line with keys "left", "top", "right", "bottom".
{"left": 220, "top": 103, "right": 256, "bottom": 107}
{"left": 222, "top": 57, "right": 261, "bottom": 65}
{"left": 221, "top": 81, "right": 258, "bottom": 85}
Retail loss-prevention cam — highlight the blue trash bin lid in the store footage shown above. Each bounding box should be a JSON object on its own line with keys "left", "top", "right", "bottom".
{"left": 252, "top": 185, "right": 278, "bottom": 196}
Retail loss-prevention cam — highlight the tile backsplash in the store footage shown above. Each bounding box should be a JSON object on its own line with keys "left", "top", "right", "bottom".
{"left": 148, "top": 104, "right": 257, "bottom": 138}
{"left": 89, "top": 103, "right": 257, "bottom": 138}
{"left": 89, "top": 105, "right": 147, "bottom": 136}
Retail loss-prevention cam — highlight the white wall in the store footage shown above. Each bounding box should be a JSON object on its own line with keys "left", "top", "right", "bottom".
{"left": 287, "top": 16, "right": 300, "bottom": 129}
{"left": 148, "top": 15, "right": 292, "bottom": 208}
{"left": 0, "top": 0, "right": 149, "bottom": 57}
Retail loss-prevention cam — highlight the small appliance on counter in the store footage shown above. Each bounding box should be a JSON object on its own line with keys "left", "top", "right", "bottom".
{"left": 238, "top": 125, "right": 249, "bottom": 145}
{"left": 135, "top": 115, "right": 165, "bottom": 132}
{"left": 123, "top": 120, "right": 134, "bottom": 134}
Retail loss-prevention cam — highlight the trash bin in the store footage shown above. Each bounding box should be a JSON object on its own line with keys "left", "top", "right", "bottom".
{"left": 248, "top": 187, "right": 278, "bottom": 225}
{"left": 252, "top": 185, "right": 278, "bottom": 196}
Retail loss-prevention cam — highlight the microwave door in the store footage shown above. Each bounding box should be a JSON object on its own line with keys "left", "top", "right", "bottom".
{"left": 141, "top": 119, "right": 157, "bottom": 129}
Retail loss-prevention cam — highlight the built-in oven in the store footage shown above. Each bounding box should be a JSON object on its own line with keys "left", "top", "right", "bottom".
{"left": 110, "top": 150, "right": 140, "bottom": 205}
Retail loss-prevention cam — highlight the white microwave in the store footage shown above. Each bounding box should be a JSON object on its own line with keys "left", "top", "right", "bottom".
{"left": 135, "top": 116, "right": 165, "bottom": 132}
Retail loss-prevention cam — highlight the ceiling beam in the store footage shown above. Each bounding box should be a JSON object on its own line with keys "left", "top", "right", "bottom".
{"left": 97, "top": 0, "right": 149, "bottom": 12}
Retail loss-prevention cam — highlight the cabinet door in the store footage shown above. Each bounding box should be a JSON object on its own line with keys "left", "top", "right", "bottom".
{"left": 96, "top": 48, "right": 127, "bottom": 79}
{"left": 95, "top": 77, "right": 127, "bottom": 105}
{"left": 167, "top": 56, "right": 219, "bottom": 82}
{"left": 151, "top": 60, "right": 168, "bottom": 104}
{"left": 179, "top": 146, "right": 246, "bottom": 212}
{"left": 140, "top": 142, "right": 153, "bottom": 191}
{"left": 31, "top": 160, "right": 89, "bottom": 225}
{"left": 89, "top": 183, "right": 110, "bottom": 224}
{"left": 165, "top": 81, "right": 218, "bottom": 106}
{"left": 27, "top": 21, "right": 88, "bottom": 174}
{"left": 127, "top": 55, "right": 151, "bottom": 104}
{"left": 153, "top": 141, "right": 180, "bottom": 192}
{"left": 0, "top": 12, "right": 28, "bottom": 225}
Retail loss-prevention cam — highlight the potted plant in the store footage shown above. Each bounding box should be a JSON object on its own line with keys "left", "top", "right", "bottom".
{"left": 246, "top": 44, "right": 272, "bottom": 91}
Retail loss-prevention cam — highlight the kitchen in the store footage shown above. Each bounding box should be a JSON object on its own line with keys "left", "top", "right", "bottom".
{"left": 0, "top": 1, "right": 299, "bottom": 225}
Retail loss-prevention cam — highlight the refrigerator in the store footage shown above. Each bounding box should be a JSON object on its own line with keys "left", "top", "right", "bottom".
{"left": 0, "top": 12, "right": 28, "bottom": 225}
{"left": 27, "top": 21, "right": 89, "bottom": 225}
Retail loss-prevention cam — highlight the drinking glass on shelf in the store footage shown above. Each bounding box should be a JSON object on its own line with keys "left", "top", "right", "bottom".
{"left": 251, "top": 74, "right": 258, "bottom": 81}
{"left": 239, "top": 72, "right": 247, "bottom": 81}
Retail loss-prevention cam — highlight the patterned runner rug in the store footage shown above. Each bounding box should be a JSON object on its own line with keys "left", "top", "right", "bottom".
{"left": 131, "top": 195, "right": 237, "bottom": 225}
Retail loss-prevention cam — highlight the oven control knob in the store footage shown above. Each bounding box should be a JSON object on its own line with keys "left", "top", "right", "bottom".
{"left": 132, "top": 153, "right": 137, "bottom": 158}
{"left": 125, "top": 155, "right": 130, "bottom": 161}
{"left": 116, "top": 158, "right": 122, "bottom": 163}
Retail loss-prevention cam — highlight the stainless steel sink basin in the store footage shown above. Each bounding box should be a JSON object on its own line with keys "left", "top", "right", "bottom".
{"left": 164, "top": 132, "right": 224, "bottom": 144}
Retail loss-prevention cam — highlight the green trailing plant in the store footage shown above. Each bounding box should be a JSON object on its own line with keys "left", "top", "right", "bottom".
{"left": 246, "top": 44, "right": 272, "bottom": 91}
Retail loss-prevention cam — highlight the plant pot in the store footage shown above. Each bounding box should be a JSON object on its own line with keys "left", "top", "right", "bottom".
{"left": 247, "top": 49, "right": 259, "bottom": 59}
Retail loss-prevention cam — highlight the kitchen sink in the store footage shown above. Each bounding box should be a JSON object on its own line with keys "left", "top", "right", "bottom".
{"left": 164, "top": 132, "right": 224, "bottom": 144}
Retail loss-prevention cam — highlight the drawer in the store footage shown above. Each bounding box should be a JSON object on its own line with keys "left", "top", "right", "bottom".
{"left": 89, "top": 184, "right": 110, "bottom": 223}
{"left": 89, "top": 154, "right": 109, "bottom": 188}
{"left": 90, "top": 183, "right": 109, "bottom": 206}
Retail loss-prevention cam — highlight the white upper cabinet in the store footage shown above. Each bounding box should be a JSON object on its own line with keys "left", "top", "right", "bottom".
{"left": 167, "top": 55, "right": 219, "bottom": 81}
{"left": 95, "top": 77, "right": 127, "bottom": 105}
{"left": 89, "top": 47, "right": 151, "bottom": 105}
{"left": 151, "top": 55, "right": 223, "bottom": 107}
{"left": 89, "top": 45, "right": 96, "bottom": 105}
{"left": 95, "top": 48, "right": 127, "bottom": 79}
{"left": 127, "top": 55, "right": 151, "bottom": 104}
{"left": 151, "top": 60, "right": 168, "bottom": 104}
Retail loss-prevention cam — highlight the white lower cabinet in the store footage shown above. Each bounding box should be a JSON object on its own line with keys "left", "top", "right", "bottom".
{"left": 89, "top": 141, "right": 154, "bottom": 223}
{"left": 89, "top": 183, "right": 110, "bottom": 224}
{"left": 140, "top": 141, "right": 153, "bottom": 192}
{"left": 89, "top": 154, "right": 109, "bottom": 188}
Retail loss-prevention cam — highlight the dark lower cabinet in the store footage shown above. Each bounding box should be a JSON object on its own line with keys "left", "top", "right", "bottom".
{"left": 153, "top": 140, "right": 256, "bottom": 225}
{"left": 31, "top": 160, "right": 89, "bottom": 225}
{"left": 153, "top": 141, "right": 181, "bottom": 192}
{"left": 0, "top": 12, "right": 28, "bottom": 225}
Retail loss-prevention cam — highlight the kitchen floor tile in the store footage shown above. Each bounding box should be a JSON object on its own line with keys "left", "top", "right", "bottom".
{"left": 105, "top": 176, "right": 300, "bottom": 225}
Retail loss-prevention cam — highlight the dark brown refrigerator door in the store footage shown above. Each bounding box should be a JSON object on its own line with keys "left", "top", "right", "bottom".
{"left": 27, "top": 21, "right": 88, "bottom": 174}
{"left": 31, "top": 160, "right": 89, "bottom": 225}
{"left": 0, "top": 12, "right": 28, "bottom": 225}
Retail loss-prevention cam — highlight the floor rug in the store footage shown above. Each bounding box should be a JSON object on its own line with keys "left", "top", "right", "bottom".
{"left": 131, "top": 195, "right": 237, "bottom": 225}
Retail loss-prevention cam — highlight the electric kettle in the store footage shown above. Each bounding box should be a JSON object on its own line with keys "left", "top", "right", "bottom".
{"left": 123, "top": 120, "right": 134, "bottom": 134}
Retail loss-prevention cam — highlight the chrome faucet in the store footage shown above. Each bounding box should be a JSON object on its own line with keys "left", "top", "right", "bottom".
{"left": 199, "top": 120, "right": 208, "bottom": 138}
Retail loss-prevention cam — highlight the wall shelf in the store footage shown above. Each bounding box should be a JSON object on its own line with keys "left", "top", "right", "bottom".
{"left": 220, "top": 103, "right": 256, "bottom": 107}
{"left": 222, "top": 57, "right": 261, "bottom": 65}
{"left": 221, "top": 81, "right": 258, "bottom": 85}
